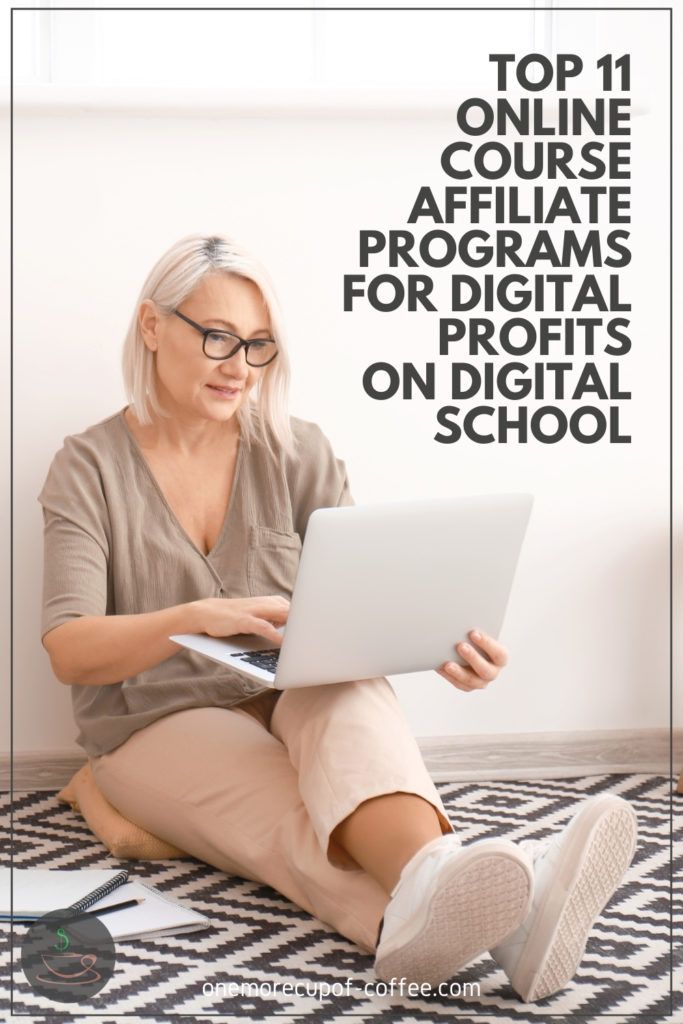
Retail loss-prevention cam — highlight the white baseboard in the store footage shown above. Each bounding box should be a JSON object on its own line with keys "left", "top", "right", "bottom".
{"left": 2, "top": 728, "right": 681, "bottom": 792}
{"left": 418, "top": 727, "right": 682, "bottom": 782}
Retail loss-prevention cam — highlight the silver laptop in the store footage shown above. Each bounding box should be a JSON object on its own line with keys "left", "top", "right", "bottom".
{"left": 170, "top": 493, "right": 533, "bottom": 689}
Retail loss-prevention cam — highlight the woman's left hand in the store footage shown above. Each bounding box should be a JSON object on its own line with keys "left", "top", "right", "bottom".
{"left": 436, "top": 629, "right": 508, "bottom": 692}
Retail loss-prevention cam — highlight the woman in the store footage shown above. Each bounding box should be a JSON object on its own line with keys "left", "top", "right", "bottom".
{"left": 39, "top": 234, "right": 637, "bottom": 1002}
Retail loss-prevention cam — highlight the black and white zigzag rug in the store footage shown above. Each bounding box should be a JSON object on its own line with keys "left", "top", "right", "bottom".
{"left": 1, "top": 773, "right": 680, "bottom": 1024}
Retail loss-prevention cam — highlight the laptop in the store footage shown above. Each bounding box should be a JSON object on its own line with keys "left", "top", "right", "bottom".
{"left": 170, "top": 493, "right": 533, "bottom": 689}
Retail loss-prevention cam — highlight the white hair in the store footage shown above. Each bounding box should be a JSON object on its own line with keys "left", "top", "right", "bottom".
{"left": 121, "top": 233, "right": 294, "bottom": 458}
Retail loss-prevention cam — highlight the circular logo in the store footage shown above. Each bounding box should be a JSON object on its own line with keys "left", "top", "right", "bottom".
{"left": 21, "top": 909, "right": 116, "bottom": 1003}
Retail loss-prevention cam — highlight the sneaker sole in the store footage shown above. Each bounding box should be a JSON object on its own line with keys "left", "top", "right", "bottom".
{"left": 375, "top": 840, "right": 533, "bottom": 987}
{"left": 510, "top": 795, "right": 638, "bottom": 1002}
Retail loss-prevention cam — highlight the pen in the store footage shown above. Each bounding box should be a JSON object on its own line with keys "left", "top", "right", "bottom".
{"left": 68, "top": 898, "right": 145, "bottom": 921}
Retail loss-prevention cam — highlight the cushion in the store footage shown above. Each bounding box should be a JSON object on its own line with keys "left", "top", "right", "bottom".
{"left": 57, "top": 762, "right": 189, "bottom": 860}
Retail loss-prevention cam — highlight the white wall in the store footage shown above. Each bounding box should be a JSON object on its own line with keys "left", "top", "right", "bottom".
{"left": 7, "top": 4, "right": 678, "bottom": 755}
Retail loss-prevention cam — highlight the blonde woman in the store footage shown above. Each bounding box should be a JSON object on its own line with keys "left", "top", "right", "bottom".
{"left": 39, "top": 234, "right": 637, "bottom": 1001}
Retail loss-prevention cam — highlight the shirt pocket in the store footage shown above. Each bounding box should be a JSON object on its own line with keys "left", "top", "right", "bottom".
{"left": 246, "top": 525, "right": 302, "bottom": 598}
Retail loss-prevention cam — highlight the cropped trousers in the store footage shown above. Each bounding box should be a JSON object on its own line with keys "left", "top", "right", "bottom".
{"left": 91, "top": 677, "right": 455, "bottom": 953}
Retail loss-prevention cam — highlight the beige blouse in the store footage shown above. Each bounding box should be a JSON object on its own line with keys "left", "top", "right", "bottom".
{"left": 38, "top": 408, "right": 352, "bottom": 757}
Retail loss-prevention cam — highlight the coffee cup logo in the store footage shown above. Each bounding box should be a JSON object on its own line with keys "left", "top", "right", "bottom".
{"left": 37, "top": 951, "right": 102, "bottom": 986}
{"left": 21, "top": 909, "right": 115, "bottom": 1003}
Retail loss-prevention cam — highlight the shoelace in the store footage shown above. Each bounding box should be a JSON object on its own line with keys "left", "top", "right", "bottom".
{"left": 392, "top": 835, "right": 461, "bottom": 891}
{"left": 518, "top": 836, "right": 553, "bottom": 863}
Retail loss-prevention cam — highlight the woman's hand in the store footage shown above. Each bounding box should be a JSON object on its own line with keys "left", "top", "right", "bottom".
{"left": 192, "top": 596, "right": 290, "bottom": 647}
{"left": 436, "top": 629, "right": 508, "bottom": 692}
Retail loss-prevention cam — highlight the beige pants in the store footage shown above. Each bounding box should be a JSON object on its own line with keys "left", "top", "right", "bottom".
{"left": 91, "top": 677, "right": 454, "bottom": 952}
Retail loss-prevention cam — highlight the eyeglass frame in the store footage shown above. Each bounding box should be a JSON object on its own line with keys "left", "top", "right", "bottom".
{"left": 171, "top": 308, "right": 278, "bottom": 366}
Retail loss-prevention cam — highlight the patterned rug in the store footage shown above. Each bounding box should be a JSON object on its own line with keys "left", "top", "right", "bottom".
{"left": 1, "top": 773, "right": 680, "bottom": 1023}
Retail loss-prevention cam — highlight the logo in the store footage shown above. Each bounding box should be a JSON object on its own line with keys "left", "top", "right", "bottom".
{"left": 20, "top": 909, "right": 116, "bottom": 1003}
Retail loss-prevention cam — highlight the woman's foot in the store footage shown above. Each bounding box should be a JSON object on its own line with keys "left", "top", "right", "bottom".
{"left": 490, "top": 794, "right": 638, "bottom": 1002}
{"left": 374, "top": 834, "right": 534, "bottom": 986}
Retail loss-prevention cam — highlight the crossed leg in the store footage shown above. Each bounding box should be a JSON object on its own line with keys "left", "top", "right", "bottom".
{"left": 92, "top": 677, "right": 454, "bottom": 952}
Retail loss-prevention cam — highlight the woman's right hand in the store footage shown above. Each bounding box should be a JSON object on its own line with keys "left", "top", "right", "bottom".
{"left": 192, "top": 596, "right": 290, "bottom": 647}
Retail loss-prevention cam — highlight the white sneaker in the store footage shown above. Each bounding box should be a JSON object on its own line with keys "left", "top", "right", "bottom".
{"left": 374, "top": 834, "right": 534, "bottom": 986}
{"left": 490, "top": 794, "right": 638, "bottom": 1003}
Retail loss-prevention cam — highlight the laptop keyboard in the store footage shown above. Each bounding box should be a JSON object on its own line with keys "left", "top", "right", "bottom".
{"left": 231, "top": 649, "right": 281, "bottom": 674}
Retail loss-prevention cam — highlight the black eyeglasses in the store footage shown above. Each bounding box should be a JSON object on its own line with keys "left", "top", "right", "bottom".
{"left": 171, "top": 309, "right": 278, "bottom": 367}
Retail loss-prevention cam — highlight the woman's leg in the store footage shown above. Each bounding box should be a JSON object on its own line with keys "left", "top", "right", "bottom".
{"left": 269, "top": 676, "right": 456, "bottom": 889}
{"left": 332, "top": 792, "right": 444, "bottom": 895}
{"left": 91, "top": 703, "right": 389, "bottom": 952}
{"left": 270, "top": 677, "right": 536, "bottom": 985}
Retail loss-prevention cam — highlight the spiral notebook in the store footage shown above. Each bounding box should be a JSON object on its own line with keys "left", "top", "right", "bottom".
{"left": 0, "top": 868, "right": 130, "bottom": 920}
{"left": 0, "top": 869, "right": 211, "bottom": 940}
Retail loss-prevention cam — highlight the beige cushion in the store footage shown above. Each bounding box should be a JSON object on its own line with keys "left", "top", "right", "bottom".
{"left": 57, "top": 762, "right": 188, "bottom": 860}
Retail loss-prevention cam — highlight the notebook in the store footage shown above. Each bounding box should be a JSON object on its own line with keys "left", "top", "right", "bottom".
{"left": 83, "top": 880, "right": 211, "bottom": 941}
{"left": 0, "top": 868, "right": 129, "bottom": 920}
{"left": 0, "top": 869, "right": 210, "bottom": 940}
